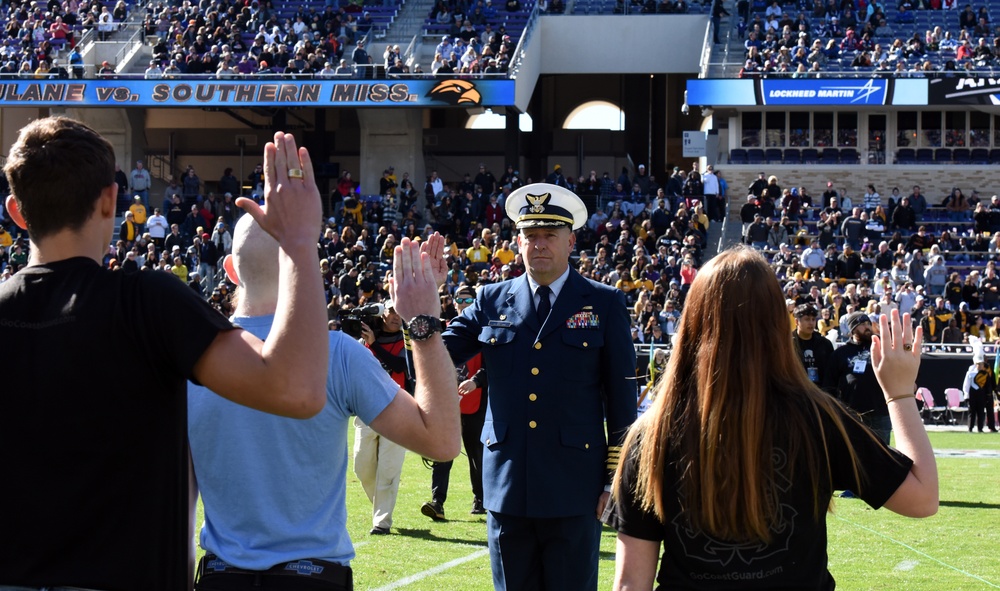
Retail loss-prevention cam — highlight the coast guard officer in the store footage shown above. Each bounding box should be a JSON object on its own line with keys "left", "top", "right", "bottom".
{"left": 439, "top": 182, "right": 637, "bottom": 590}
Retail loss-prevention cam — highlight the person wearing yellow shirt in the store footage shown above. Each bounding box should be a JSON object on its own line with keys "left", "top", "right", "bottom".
{"left": 633, "top": 268, "right": 653, "bottom": 293}
{"left": 466, "top": 237, "right": 491, "bottom": 271}
{"left": 171, "top": 255, "right": 188, "bottom": 283}
{"left": 493, "top": 240, "right": 516, "bottom": 266}
{"left": 0, "top": 225, "right": 12, "bottom": 250}
{"left": 129, "top": 196, "right": 147, "bottom": 234}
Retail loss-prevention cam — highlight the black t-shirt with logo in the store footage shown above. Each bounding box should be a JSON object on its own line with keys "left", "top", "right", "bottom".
{"left": 0, "top": 257, "right": 232, "bottom": 590}
{"left": 607, "top": 402, "right": 911, "bottom": 590}
{"left": 793, "top": 331, "right": 835, "bottom": 394}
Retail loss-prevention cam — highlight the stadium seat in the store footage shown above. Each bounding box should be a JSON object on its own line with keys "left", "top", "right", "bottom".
{"left": 730, "top": 148, "right": 748, "bottom": 164}
{"left": 916, "top": 387, "right": 950, "bottom": 425}
{"left": 839, "top": 148, "right": 859, "bottom": 164}
{"left": 945, "top": 387, "right": 968, "bottom": 425}
{"left": 935, "top": 148, "right": 952, "bottom": 164}
{"left": 953, "top": 148, "right": 971, "bottom": 163}
{"left": 801, "top": 148, "right": 819, "bottom": 163}
{"left": 783, "top": 148, "right": 801, "bottom": 164}
{"left": 765, "top": 148, "right": 783, "bottom": 164}
{"left": 747, "top": 149, "right": 766, "bottom": 164}
{"left": 916, "top": 148, "right": 934, "bottom": 163}
{"left": 971, "top": 148, "right": 990, "bottom": 164}
{"left": 990, "top": 148, "right": 1000, "bottom": 164}
{"left": 896, "top": 148, "right": 915, "bottom": 164}
{"left": 820, "top": 148, "right": 839, "bottom": 163}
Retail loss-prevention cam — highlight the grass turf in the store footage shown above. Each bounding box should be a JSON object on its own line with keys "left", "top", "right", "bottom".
{"left": 194, "top": 430, "right": 1000, "bottom": 590}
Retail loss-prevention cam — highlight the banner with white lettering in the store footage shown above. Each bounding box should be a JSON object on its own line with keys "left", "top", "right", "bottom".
{"left": 758, "top": 79, "right": 888, "bottom": 106}
{"left": 0, "top": 78, "right": 515, "bottom": 107}
{"left": 927, "top": 76, "right": 1000, "bottom": 105}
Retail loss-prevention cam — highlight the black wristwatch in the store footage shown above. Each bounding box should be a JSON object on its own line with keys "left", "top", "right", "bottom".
{"left": 407, "top": 314, "right": 443, "bottom": 341}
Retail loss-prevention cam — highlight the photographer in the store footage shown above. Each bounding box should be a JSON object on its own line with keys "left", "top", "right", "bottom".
{"left": 354, "top": 303, "right": 412, "bottom": 534}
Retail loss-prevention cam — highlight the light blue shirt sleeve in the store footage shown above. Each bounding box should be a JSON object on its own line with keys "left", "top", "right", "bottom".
{"left": 328, "top": 331, "right": 401, "bottom": 424}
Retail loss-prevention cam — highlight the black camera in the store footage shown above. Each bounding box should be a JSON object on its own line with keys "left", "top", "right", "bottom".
{"left": 338, "top": 303, "right": 385, "bottom": 339}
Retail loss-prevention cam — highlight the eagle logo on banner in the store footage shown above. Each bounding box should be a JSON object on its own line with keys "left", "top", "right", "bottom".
{"left": 427, "top": 79, "right": 482, "bottom": 105}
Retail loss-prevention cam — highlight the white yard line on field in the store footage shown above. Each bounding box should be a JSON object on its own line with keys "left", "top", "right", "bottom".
{"left": 370, "top": 547, "right": 490, "bottom": 591}
{"left": 834, "top": 515, "right": 1000, "bottom": 588}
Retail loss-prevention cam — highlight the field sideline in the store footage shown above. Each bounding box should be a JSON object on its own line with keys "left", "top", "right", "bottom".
{"left": 194, "top": 430, "right": 1000, "bottom": 590}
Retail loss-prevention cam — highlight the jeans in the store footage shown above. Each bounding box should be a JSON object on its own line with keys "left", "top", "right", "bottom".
{"left": 862, "top": 413, "right": 892, "bottom": 445}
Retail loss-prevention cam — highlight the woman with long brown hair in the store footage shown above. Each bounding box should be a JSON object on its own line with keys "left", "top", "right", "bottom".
{"left": 607, "top": 247, "right": 937, "bottom": 590}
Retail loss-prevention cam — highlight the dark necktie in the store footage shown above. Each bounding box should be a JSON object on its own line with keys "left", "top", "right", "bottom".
{"left": 536, "top": 285, "right": 551, "bottom": 325}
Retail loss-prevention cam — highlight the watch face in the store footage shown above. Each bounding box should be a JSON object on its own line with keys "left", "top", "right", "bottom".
{"left": 411, "top": 316, "right": 430, "bottom": 338}
{"left": 410, "top": 315, "right": 440, "bottom": 340}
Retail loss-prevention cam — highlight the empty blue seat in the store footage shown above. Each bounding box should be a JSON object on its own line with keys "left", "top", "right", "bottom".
{"left": 821, "top": 148, "right": 839, "bottom": 163}
{"left": 783, "top": 148, "right": 801, "bottom": 163}
{"left": 935, "top": 148, "right": 952, "bottom": 164}
{"left": 896, "top": 148, "right": 916, "bottom": 164}
{"left": 990, "top": 148, "right": 1000, "bottom": 163}
{"left": 730, "top": 148, "right": 748, "bottom": 164}
{"left": 840, "top": 148, "right": 859, "bottom": 164}
{"left": 801, "top": 148, "right": 819, "bottom": 163}
{"left": 916, "top": 148, "right": 934, "bottom": 163}
{"left": 953, "top": 148, "right": 971, "bottom": 163}
{"left": 765, "top": 148, "right": 783, "bottom": 163}
{"left": 747, "top": 149, "right": 766, "bottom": 164}
{"left": 971, "top": 148, "right": 990, "bottom": 163}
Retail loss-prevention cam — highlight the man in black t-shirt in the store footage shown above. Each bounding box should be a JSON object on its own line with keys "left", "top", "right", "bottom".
{"left": 825, "top": 311, "right": 891, "bottom": 444}
{"left": 793, "top": 304, "right": 835, "bottom": 394}
{"left": 0, "top": 117, "right": 329, "bottom": 590}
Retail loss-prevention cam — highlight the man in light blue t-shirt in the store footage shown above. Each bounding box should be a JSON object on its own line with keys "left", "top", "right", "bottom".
{"left": 189, "top": 214, "right": 460, "bottom": 590}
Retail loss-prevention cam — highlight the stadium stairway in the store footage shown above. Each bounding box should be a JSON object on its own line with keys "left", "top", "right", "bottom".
{"left": 706, "top": 0, "right": 747, "bottom": 78}
{"left": 705, "top": 200, "right": 746, "bottom": 259}
{"left": 380, "top": 0, "right": 439, "bottom": 69}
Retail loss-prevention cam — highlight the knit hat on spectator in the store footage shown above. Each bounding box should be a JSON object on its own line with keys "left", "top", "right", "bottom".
{"left": 845, "top": 311, "right": 871, "bottom": 334}
{"left": 506, "top": 183, "right": 586, "bottom": 230}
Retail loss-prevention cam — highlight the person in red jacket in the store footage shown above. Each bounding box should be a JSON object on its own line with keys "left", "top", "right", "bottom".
{"left": 421, "top": 284, "right": 489, "bottom": 519}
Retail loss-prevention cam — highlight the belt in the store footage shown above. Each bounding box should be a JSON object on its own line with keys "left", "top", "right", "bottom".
{"left": 196, "top": 553, "right": 352, "bottom": 590}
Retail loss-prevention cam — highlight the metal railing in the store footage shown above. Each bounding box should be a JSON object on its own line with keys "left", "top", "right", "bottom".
{"left": 111, "top": 24, "right": 147, "bottom": 72}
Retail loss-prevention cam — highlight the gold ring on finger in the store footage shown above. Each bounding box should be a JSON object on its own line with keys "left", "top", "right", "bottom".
{"left": 287, "top": 168, "right": 304, "bottom": 179}
{"left": 903, "top": 343, "right": 912, "bottom": 351}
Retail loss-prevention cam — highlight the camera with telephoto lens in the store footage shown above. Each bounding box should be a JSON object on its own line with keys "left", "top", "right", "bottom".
{"left": 338, "top": 303, "right": 385, "bottom": 339}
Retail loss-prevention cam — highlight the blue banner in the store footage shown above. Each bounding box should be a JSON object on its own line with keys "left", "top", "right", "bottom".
{"left": 0, "top": 78, "right": 515, "bottom": 107}
{"left": 686, "top": 79, "right": 756, "bottom": 106}
{"left": 760, "top": 78, "right": 888, "bottom": 105}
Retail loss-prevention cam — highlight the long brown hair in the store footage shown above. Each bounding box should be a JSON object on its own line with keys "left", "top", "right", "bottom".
{"left": 613, "top": 247, "right": 867, "bottom": 543}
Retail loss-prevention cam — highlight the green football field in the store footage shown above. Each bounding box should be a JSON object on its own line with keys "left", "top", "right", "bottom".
{"left": 194, "top": 430, "right": 1000, "bottom": 590}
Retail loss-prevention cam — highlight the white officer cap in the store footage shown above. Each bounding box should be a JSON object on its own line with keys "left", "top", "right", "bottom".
{"left": 505, "top": 183, "right": 587, "bottom": 231}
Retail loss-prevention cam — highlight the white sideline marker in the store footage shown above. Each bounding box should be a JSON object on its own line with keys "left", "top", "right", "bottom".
{"left": 894, "top": 560, "right": 919, "bottom": 572}
{"left": 371, "top": 547, "right": 490, "bottom": 591}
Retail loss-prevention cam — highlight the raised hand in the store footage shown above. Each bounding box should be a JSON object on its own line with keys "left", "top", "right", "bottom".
{"left": 420, "top": 232, "right": 449, "bottom": 288}
{"left": 870, "top": 309, "right": 923, "bottom": 400}
{"left": 389, "top": 237, "right": 443, "bottom": 323}
{"left": 236, "top": 131, "right": 321, "bottom": 250}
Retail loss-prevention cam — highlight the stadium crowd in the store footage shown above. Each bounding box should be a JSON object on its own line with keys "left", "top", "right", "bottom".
{"left": 737, "top": 0, "right": 1000, "bottom": 76}
{"left": 0, "top": 0, "right": 536, "bottom": 79}
{"left": 3, "top": 156, "right": 1000, "bottom": 353}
